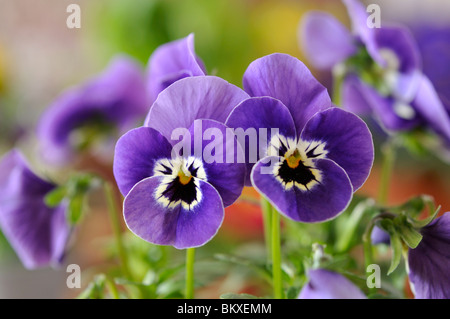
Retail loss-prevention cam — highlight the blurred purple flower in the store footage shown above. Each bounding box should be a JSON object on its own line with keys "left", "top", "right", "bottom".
{"left": 113, "top": 76, "right": 248, "bottom": 248}
{"left": 0, "top": 150, "right": 70, "bottom": 269}
{"left": 413, "top": 25, "right": 450, "bottom": 115}
{"left": 408, "top": 212, "right": 450, "bottom": 299}
{"left": 298, "top": 269, "right": 367, "bottom": 299}
{"left": 146, "top": 33, "right": 207, "bottom": 105}
{"left": 370, "top": 225, "right": 390, "bottom": 245}
{"left": 226, "top": 54, "right": 374, "bottom": 223}
{"left": 38, "top": 55, "right": 148, "bottom": 165}
{"left": 300, "top": 0, "right": 450, "bottom": 146}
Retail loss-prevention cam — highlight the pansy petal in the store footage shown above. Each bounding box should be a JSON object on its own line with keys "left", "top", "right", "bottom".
{"left": 342, "top": 74, "right": 373, "bottom": 115}
{"left": 298, "top": 269, "right": 367, "bottom": 299}
{"left": 123, "top": 176, "right": 224, "bottom": 249}
{"left": 147, "top": 33, "right": 207, "bottom": 104}
{"left": 375, "top": 25, "right": 422, "bottom": 102}
{"left": 408, "top": 212, "right": 450, "bottom": 299}
{"left": 113, "top": 126, "right": 173, "bottom": 196}
{"left": 300, "top": 107, "right": 374, "bottom": 191}
{"left": 251, "top": 156, "right": 352, "bottom": 223}
{"left": 243, "top": 53, "right": 332, "bottom": 134}
{"left": 412, "top": 75, "right": 450, "bottom": 144}
{"left": 183, "top": 119, "right": 246, "bottom": 207}
{"left": 225, "top": 97, "right": 297, "bottom": 185}
{"left": 174, "top": 179, "right": 224, "bottom": 249}
{"left": 300, "top": 11, "right": 357, "bottom": 70}
{"left": 342, "top": 0, "right": 384, "bottom": 66}
{"left": 342, "top": 75, "right": 421, "bottom": 131}
{"left": 0, "top": 150, "right": 70, "bottom": 269}
{"left": 37, "top": 55, "right": 148, "bottom": 164}
{"left": 145, "top": 76, "right": 249, "bottom": 140}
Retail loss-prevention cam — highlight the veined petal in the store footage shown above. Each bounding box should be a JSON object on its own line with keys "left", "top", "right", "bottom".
{"left": 251, "top": 156, "right": 353, "bottom": 223}
{"left": 0, "top": 150, "right": 70, "bottom": 269}
{"left": 300, "top": 107, "right": 374, "bottom": 191}
{"left": 123, "top": 176, "right": 224, "bottom": 249}
{"left": 225, "top": 97, "right": 297, "bottom": 186}
{"left": 342, "top": 75, "right": 421, "bottom": 132}
{"left": 300, "top": 11, "right": 357, "bottom": 70}
{"left": 147, "top": 33, "right": 207, "bottom": 104}
{"left": 243, "top": 53, "right": 332, "bottom": 134}
{"left": 298, "top": 269, "right": 367, "bottom": 299}
{"left": 408, "top": 212, "right": 450, "bottom": 299}
{"left": 184, "top": 119, "right": 246, "bottom": 207}
{"left": 113, "top": 126, "right": 173, "bottom": 196}
{"left": 145, "top": 76, "right": 249, "bottom": 140}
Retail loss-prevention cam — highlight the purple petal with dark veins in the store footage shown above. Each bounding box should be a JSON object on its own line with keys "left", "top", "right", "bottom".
{"left": 184, "top": 119, "right": 246, "bottom": 207}
{"left": 113, "top": 126, "right": 173, "bottom": 196}
{"left": 301, "top": 107, "right": 374, "bottom": 191}
{"left": 225, "top": 97, "right": 297, "bottom": 186}
{"left": 408, "top": 212, "right": 450, "bottom": 299}
{"left": 243, "top": 53, "right": 332, "bottom": 134}
{"left": 251, "top": 156, "right": 353, "bottom": 223}
{"left": 123, "top": 176, "right": 224, "bottom": 249}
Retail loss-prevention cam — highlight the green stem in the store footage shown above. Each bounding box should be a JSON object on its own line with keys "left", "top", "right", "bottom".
{"left": 378, "top": 140, "right": 396, "bottom": 205}
{"left": 105, "top": 275, "right": 120, "bottom": 299}
{"left": 185, "top": 247, "right": 196, "bottom": 299}
{"left": 103, "top": 181, "right": 131, "bottom": 280}
{"left": 260, "top": 197, "right": 273, "bottom": 262}
{"left": 271, "top": 209, "right": 283, "bottom": 299}
{"left": 332, "top": 65, "right": 345, "bottom": 106}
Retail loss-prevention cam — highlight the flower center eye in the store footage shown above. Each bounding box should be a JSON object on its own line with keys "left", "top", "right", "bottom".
{"left": 178, "top": 169, "right": 192, "bottom": 185}
{"left": 153, "top": 157, "right": 207, "bottom": 210}
{"left": 285, "top": 149, "right": 302, "bottom": 169}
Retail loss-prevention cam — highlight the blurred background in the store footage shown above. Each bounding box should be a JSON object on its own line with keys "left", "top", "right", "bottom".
{"left": 0, "top": 0, "right": 449, "bottom": 298}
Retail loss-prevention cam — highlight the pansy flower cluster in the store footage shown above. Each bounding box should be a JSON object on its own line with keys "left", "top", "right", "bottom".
{"left": 0, "top": 0, "right": 449, "bottom": 300}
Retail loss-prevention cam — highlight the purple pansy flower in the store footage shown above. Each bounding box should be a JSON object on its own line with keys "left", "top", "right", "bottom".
{"left": 226, "top": 54, "right": 374, "bottom": 223}
{"left": 37, "top": 55, "right": 148, "bottom": 165}
{"left": 0, "top": 150, "right": 70, "bottom": 269}
{"left": 300, "top": 0, "right": 450, "bottom": 145}
{"left": 298, "top": 268, "right": 367, "bottom": 299}
{"left": 114, "top": 76, "right": 248, "bottom": 248}
{"left": 408, "top": 212, "right": 450, "bottom": 299}
{"left": 146, "top": 33, "right": 207, "bottom": 105}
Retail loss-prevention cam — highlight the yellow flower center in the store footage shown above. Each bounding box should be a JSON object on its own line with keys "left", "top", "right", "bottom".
{"left": 286, "top": 150, "right": 302, "bottom": 169}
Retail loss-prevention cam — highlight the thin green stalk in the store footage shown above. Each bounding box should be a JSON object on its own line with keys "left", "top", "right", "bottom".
{"left": 378, "top": 140, "right": 396, "bottom": 205}
{"left": 260, "top": 197, "right": 273, "bottom": 261}
{"left": 185, "top": 247, "right": 196, "bottom": 299}
{"left": 105, "top": 276, "right": 120, "bottom": 299}
{"left": 332, "top": 66, "right": 345, "bottom": 107}
{"left": 271, "top": 209, "right": 283, "bottom": 299}
{"left": 103, "top": 181, "right": 131, "bottom": 280}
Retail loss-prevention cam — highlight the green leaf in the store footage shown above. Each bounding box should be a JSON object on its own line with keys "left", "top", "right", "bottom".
{"left": 77, "top": 275, "right": 106, "bottom": 299}
{"left": 387, "top": 234, "right": 403, "bottom": 275}
{"left": 220, "top": 293, "right": 261, "bottom": 299}
{"left": 44, "top": 186, "right": 67, "bottom": 207}
{"left": 398, "top": 224, "right": 423, "bottom": 249}
{"left": 67, "top": 194, "right": 85, "bottom": 225}
{"left": 410, "top": 205, "right": 441, "bottom": 229}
